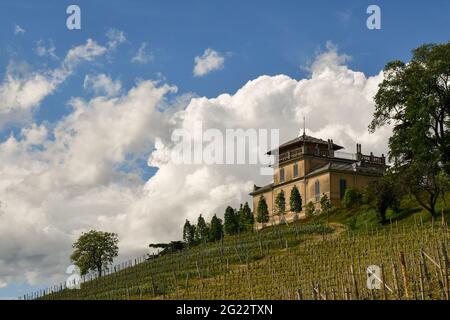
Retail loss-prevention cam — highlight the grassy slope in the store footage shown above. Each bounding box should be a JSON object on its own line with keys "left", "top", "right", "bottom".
{"left": 44, "top": 195, "right": 450, "bottom": 300}
{"left": 322, "top": 192, "right": 450, "bottom": 232}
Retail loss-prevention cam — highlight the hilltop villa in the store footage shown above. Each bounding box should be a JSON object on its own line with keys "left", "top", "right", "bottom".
{"left": 250, "top": 131, "right": 387, "bottom": 227}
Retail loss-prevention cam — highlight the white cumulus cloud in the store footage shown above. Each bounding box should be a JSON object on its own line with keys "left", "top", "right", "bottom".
{"left": 0, "top": 38, "right": 109, "bottom": 130}
{"left": 0, "top": 43, "right": 391, "bottom": 293}
{"left": 83, "top": 74, "right": 122, "bottom": 97}
{"left": 64, "top": 39, "right": 107, "bottom": 66}
{"left": 193, "top": 48, "right": 225, "bottom": 77}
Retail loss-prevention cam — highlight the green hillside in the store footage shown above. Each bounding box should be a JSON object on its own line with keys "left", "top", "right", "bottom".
{"left": 40, "top": 200, "right": 450, "bottom": 300}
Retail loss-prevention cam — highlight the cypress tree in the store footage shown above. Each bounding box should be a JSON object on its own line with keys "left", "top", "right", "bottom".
{"left": 256, "top": 195, "right": 269, "bottom": 224}
{"left": 182, "top": 219, "right": 196, "bottom": 246}
{"left": 209, "top": 214, "right": 223, "bottom": 242}
{"left": 195, "top": 214, "right": 209, "bottom": 243}
{"left": 290, "top": 185, "right": 302, "bottom": 216}
{"left": 224, "top": 206, "right": 239, "bottom": 235}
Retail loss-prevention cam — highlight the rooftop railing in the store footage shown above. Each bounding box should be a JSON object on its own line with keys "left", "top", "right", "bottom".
{"left": 276, "top": 147, "right": 385, "bottom": 165}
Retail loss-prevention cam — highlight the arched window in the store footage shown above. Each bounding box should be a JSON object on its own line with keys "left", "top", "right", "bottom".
{"left": 314, "top": 180, "right": 320, "bottom": 202}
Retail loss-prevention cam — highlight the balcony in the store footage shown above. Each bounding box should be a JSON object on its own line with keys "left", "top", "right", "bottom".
{"left": 278, "top": 147, "right": 304, "bottom": 163}
{"left": 276, "top": 147, "right": 386, "bottom": 166}
{"left": 360, "top": 153, "right": 386, "bottom": 165}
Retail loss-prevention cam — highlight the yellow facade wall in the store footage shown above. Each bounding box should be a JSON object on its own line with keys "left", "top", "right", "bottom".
{"left": 252, "top": 155, "right": 383, "bottom": 228}
{"left": 329, "top": 172, "right": 381, "bottom": 205}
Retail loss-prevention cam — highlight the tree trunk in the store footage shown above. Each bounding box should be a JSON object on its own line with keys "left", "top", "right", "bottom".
{"left": 97, "top": 265, "right": 102, "bottom": 277}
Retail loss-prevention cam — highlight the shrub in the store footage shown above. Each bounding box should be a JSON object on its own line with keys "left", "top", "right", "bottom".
{"left": 342, "top": 188, "right": 363, "bottom": 208}
{"left": 305, "top": 201, "right": 315, "bottom": 218}
{"left": 320, "top": 193, "right": 332, "bottom": 221}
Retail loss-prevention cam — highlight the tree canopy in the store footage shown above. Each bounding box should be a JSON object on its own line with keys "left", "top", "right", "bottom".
{"left": 256, "top": 195, "right": 269, "bottom": 224}
{"left": 275, "top": 190, "right": 286, "bottom": 216}
{"left": 369, "top": 42, "right": 450, "bottom": 216}
{"left": 70, "top": 230, "right": 119, "bottom": 276}
{"left": 183, "top": 220, "right": 196, "bottom": 246}
{"left": 290, "top": 185, "right": 302, "bottom": 214}
{"left": 224, "top": 206, "right": 240, "bottom": 235}
{"left": 195, "top": 214, "right": 209, "bottom": 243}
{"left": 209, "top": 214, "right": 224, "bottom": 242}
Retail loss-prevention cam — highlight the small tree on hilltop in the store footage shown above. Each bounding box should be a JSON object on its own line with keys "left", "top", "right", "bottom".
{"left": 183, "top": 219, "right": 196, "bottom": 246}
{"left": 209, "top": 214, "right": 223, "bottom": 242}
{"left": 195, "top": 214, "right": 209, "bottom": 243}
{"left": 290, "top": 185, "right": 302, "bottom": 219}
{"left": 70, "top": 230, "right": 119, "bottom": 277}
{"left": 256, "top": 195, "right": 269, "bottom": 226}
{"left": 224, "top": 206, "right": 239, "bottom": 235}
{"left": 275, "top": 190, "right": 286, "bottom": 224}
{"left": 237, "top": 204, "right": 244, "bottom": 232}
{"left": 241, "top": 202, "right": 254, "bottom": 232}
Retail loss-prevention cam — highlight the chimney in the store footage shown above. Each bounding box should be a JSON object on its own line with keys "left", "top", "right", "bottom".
{"left": 327, "top": 139, "right": 335, "bottom": 158}
{"left": 356, "top": 143, "right": 362, "bottom": 161}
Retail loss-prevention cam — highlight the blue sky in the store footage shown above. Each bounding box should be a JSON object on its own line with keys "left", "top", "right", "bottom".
{"left": 0, "top": 0, "right": 449, "bottom": 299}
{"left": 2, "top": 0, "right": 449, "bottom": 127}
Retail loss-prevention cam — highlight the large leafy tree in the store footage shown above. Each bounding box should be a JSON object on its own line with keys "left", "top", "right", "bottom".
{"left": 70, "top": 230, "right": 119, "bottom": 276}
{"left": 290, "top": 185, "right": 302, "bottom": 215}
{"left": 224, "top": 206, "right": 239, "bottom": 235}
{"left": 256, "top": 195, "right": 269, "bottom": 224}
{"left": 369, "top": 42, "right": 450, "bottom": 217}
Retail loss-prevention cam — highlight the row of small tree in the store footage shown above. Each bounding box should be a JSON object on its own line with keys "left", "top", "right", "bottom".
{"left": 256, "top": 185, "right": 331, "bottom": 224}
{"left": 183, "top": 214, "right": 223, "bottom": 246}
{"left": 182, "top": 202, "right": 254, "bottom": 247}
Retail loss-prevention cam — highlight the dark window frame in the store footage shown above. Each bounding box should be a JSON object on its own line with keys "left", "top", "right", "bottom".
{"left": 293, "top": 163, "right": 299, "bottom": 178}
{"left": 339, "top": 178, "right": 347, "bottom": 200}
{"left": 314, "top": 180, "right": 320, "bottom": 202}
{"left": 279, "top": 168, "right": 285, "bottom": 182}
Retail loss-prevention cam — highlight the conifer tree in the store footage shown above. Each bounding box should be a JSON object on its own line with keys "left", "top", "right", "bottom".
{"left": 275, "top": 190, "right": 286, "bottom": 223}
{"left": 242, "top": 202, "right": 254, "bottom": 231}
{"left": 182, "top": 219, "right": 196, "bottom": 246}
{"left": 290, "top": 185, "right": 302, "bottom": 217}
{"left": 256, "top": 195, "right": 269, "bottom": 225}
{"left": 195, "top": 214, "right": 209, "bottom": 243}
{"left": 224, "top": 206, "right": 239, "bottom": 235}
{"left": 209, "top": 214, "right": 223, "bottom": 242}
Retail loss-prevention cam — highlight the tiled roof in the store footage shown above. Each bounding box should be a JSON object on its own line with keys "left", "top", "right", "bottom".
{"left": 305, "top": 160, "right": 385, "bottom": 177}
{"left": 249, "top": 183, "right": 273, "bottom": 196}
{"left": 268, "top": 134, "right": 343, "bottom": 154}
